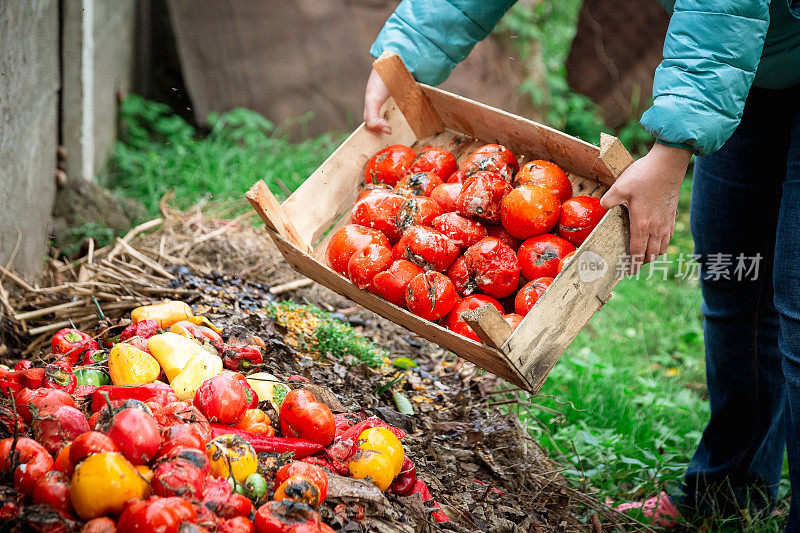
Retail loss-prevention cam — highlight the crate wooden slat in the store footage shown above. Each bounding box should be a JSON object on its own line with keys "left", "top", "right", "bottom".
{"left": 247, "top": 53, "right": 633, "bottom": 392}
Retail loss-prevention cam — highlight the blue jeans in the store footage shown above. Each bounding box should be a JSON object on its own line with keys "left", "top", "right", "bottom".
{"left": 678, "top": 84, "right": 800, "bottom": 527}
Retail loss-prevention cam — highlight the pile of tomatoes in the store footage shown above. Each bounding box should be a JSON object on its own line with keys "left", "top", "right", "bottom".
{"left": 325, "top": 144, "right": 607, "bottom": 343}
{"left": 0, "top": 304, "right": 438, "bottom": 532}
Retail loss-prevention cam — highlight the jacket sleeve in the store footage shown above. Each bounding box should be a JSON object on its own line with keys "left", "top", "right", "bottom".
{"left": 370, "top": 0, "right": 517, "bottom": 86}
{"left": 640, "top": 0, "right": 770, "bottom": 156}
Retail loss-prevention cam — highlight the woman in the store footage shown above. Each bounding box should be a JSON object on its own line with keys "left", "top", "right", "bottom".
{"left": 362, "top": 0, "right": 800, "bottom": 527}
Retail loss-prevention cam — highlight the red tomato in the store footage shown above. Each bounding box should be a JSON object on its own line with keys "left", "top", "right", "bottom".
{"left": 430, "top": 183, "right": 462, "bottom": 213}
{"left": 325, "top": 225, "right": 390, "bottom": 276}
{"left": 395, "top": 196, "right": 442, "bottom": 233}
{"left": 449, "top": 152, "right": 514, "bottom": 184}
{"left": 455, "top": 171, "right": 512, "bottom": 224}
{"left": 503, "top": 313, "right": 524, "bottom": 330}
{"left": 364, "top": 145, "right": 416, "bottom": 186}
{"left": 193, "top": 375, "right": 248, "bottom": 424}
{"left": 394, "top": 172, "right": 444, "bottom": 197}
{"left": 470, "top": 144, "right": 519, "bottom": 173}
{"left": 275, "top": 462, "right": 329, "bottom": 502}
{"left": 347, "top": 243, "right": 393, "bottom": 289}
{"left": 515, "top": 277, "right": 554, "bottom": 315}
{"left": 500, "top": 184, "right": 561, "bottom": 240}
{"left": 405, "top": 271, "right": 458, "bottom": 321}
{"left": 557, "top": 250, "right": 576, "bottom": 274}
{"left": 117, "top": 496, "right": 197, "bottom": 533}
{"left": 463, "top": 237, "right": 521, "bottom": 299}
{"left": 69, "top": 431, "right": 118, "bottom": 466}
{"left": 409, "top": 146, "right": 458, "bottom": 180}
{"left": 517, "top": 234, "right": 575, "bottom": 280}
{"left": 431, "top": 213, "right": 487, "bottom": 248}
{"left": 393, "top": 226, "right": 459, "bottom": 272}
{"left": 558, "top": 196, "right": 607, "bottom": 246}
{"left": 31, "top": 471, "right": 72, "bottom": 518}
{"left": 369, "top": 260, "right": 424, "bottom": 308}
{"left": 485, "top": 224, "right": 521, "bottom": 250}
{"left": 446, "top": 255, "right": 473, "bottom": 296}
{"left": 356, "top": 184, "right": 393, "bottom": 201}
{"left": 0, "top": 437, "right": 54, "bottom": 496}
{"left": 515, "top": 160, "right": 572, "bottom": 202}
{"left": 13, "top": 388, "right": 75, "bottom": 424}
{"left": 101, "top": 407, "right": 161, "bottom": 466}
{"left": 280, "top": 390, "right": 335, "bottom": 446}
{"left": 445, "top": 295, "right": 504, "bottom": 342}
{"left": 350, "top": 192, "right": 405, "bottom": 243}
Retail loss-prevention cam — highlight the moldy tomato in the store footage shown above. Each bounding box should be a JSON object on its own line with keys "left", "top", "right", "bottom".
{"left": 116, "top": 496, "right": 197, "bottom": 533}
{"left": 350, "top": 191, "right": 405, "bottom": 243}
{"left": 99, "top": 406, "right": 161, "bottom": 465}
{"left": 369, "top": 260, "right": 424, "bottom": 308}
{"left": 356, "top": 183, "right": 393, "bottom": 201}
{"left": 206, "top": 434, "right": 258, "bottom": 483}
{"left": 3, "top": 437, "right": 54, "bottom": 495}
{"left": 31, "top": 471, "right": 72, "bottom": 518}
{"left": 463, "top": 237, "right": 521, "bottom": 299}
{"left": 405, "top": 271, "right": 458, "bottom": 321}
{"left": 500, "top": 183, "right": 561, "bottom": 240}
{"left": 395, "top": 196, "right": 442, "bottom": 233}
{"left": 445, "top": 295, "right": 504, "bottom": 342}
{"left": 485, "top": 224, "right": 521, "bottom": 251}
{"left": 517, "top": 234, "right": 575, "bottom": 280}
{"left": 393, "top": 226, "right": 459, "bottom": 272}
{"left": 558, "top": 196, "right": 607, "bottom": 246}
{"left": 431, "top": 212, "right": 487, "bottom": 248}
{"left": 347, "top": 243, "right": 393, "bottom": 289}
{"left": 279, "top": 389, "right": 335, "bottom": 446}
{"left": 449, "top": 151, "right": 514, "bottom": 184}
{"left": 394, "top": 172, "right": 443, "bottom": 197}
{"left": 409, "top": 146, "right": 458, "bottom": 180}
{"left": 455, "top": 171, "right": 512, "bottom": 224}
{"left": 429, "top": 183, "right": 462, "bottom": 213}
{"left": 325, "top": 225, "right": 390, "bottom": 276}
{"left": 515, "top": 160, "right": 572, "bottom": 202}
{"left": 515, "top": 277, "right": 554, "bottom": 315}
{"left": 446, "top": 255, "right": 473, "bottom": 296}
{"left": 275, "top": 462, "right": 328, "bottom": 504}
{"left": 364, "top": 145, "right": 416, "bottom": 186}
{"left": 470, "top": 144, "right": 519, "bottom": 173}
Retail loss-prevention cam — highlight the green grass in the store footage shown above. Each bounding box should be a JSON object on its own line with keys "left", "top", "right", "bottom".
{"left": 101, "top": 95, "right": 345, "bottom": 216}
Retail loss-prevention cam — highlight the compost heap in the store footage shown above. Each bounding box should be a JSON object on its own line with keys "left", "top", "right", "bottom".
{"left": 0, "top": 207, "right": 646, "bottom": 532}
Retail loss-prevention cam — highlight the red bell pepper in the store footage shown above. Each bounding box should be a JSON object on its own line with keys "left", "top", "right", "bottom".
{"left": 222, "top": 345, "right": 263, "bottom": 372}
{"left": 0, "top": 368, "right": 45, "bottom": 397}
{"left": 209, "top": 424, "right": 324, "bottom": 458}
{"left": 120, "top": 320, "right": 160, "bottom": 341}
{"left": 80, "top": 349, "right": 109, "bottom": 366}
{"left": 90, "top": 383, "right": 178, "bottom": 412}
{"left": 51, "top": 328, "right": 98, "bottom": 366}
{"left": 43, "top": 362, "right": 77, "bottom": 394}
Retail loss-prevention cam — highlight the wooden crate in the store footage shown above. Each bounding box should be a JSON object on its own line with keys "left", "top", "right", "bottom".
{"left": 247, "top": 52, "right": 632, "bottom": 392}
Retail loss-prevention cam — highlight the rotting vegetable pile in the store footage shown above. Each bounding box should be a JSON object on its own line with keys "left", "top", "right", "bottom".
{"left": 0, "top": 207, "right": 646, "bottom": 532}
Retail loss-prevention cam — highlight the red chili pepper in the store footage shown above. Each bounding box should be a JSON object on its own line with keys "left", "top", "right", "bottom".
{"left": 43, "top": 362, "right": 77, "bottom": 394}
{"left": 90, "top": 383, "right": 178, "bottom": 412}
{"left": 222, "top": 345, "right": 263, "bottom": 372}
{"left": 209, "top": 424, "right": 324, "bottom": 458}
{"left": 51, "top": 328, "right": 98, "bottom": 365}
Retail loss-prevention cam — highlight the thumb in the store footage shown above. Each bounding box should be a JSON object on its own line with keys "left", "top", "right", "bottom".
{"left": 600, "top": 184, "right": 626, "bottom": 210}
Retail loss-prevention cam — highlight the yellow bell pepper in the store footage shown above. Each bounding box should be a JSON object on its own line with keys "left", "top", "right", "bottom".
{"left": 131, "top": 300, "right": 221, "bottom": 332}
{"left": 70, "top": 452, "right": 150, "bottom": 520}
{"left": 206, "top": 434, "right": 257, "bottom": 483}
{"left": 147, "top": 332, "right": 207, "bottom": 382}
{"left": 169, "top": 350, "right": 223, "bottom": 401}
{"left": 108, "top": 343, "right": 161, "bottom": 386}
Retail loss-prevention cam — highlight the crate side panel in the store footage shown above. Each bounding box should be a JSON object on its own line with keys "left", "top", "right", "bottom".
{"left": 267, "top": 231, "right": 529, "bottom": 389}
{"left": 504, "top": 205, "right": 630, "bottom": 391}
{"left": 422, "top": 86, "right": 612, "bottom": 184}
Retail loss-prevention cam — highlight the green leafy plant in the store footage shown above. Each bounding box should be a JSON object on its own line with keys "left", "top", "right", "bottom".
{"left": 101, "top": 95, "right": 345, "bottom": 215}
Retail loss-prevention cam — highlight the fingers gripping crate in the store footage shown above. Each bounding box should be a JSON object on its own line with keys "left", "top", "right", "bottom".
{"left": 247, "top": 52, "right": 633, "bottom": 392}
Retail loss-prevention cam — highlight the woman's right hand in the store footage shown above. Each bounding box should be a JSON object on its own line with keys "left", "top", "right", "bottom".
{"left": 363, "top": 68, "right": 392, "bottom": 134}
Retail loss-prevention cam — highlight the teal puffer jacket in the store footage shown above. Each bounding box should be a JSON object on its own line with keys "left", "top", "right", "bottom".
{"left": 370, "top": 0, "right": 800, "bottom": 156}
